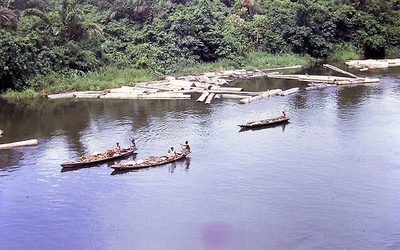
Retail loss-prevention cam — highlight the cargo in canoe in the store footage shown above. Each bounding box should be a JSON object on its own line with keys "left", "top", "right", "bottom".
{"left": 61, "top": 146, "right": 137, "bottom": 168}
{"left": 238, "top": 116, "right": 290, "bottom": 129}
{"left": 111, "top": 152, "right": 190, "bottom": 171}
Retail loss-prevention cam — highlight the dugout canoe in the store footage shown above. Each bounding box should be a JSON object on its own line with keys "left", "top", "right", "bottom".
{"left": 111, "top": 152, "right": 190, "bottom": 171}
{"left": 238, "top": 116, "right": 290, "bottom": 129}
{"left": 61, "top": 146, "right": 137, "bottom": 168}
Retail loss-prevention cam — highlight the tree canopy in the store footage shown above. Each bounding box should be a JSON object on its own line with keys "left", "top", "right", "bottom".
{"left": 1, "top": 0, "right": 399, "bottom": 91}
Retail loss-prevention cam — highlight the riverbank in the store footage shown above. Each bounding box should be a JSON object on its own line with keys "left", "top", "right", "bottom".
{"left": 1, "top": 53, "right": 314, "bottom": 100}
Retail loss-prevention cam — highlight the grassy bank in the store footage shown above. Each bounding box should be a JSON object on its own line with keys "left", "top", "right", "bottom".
{"left": 2, "top": 52, "right": 314, "bottom": 99}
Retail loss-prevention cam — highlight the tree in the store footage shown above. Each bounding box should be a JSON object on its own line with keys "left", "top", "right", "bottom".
{"left": 0, "top": 7, "right": 18, "bottom": 29}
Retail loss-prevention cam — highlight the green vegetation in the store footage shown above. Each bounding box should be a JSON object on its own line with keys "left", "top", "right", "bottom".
{"left": 1, "top": 0, "right": 400, "bottom": 97}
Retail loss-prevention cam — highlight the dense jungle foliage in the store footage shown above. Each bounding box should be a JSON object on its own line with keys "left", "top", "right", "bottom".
{"left": 1, "top": 0, "right": 400, "bottom": 93}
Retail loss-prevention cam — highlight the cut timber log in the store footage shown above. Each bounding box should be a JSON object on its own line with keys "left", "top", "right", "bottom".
{"left": 47, "top": 92, "right": 77, "bottom": 99}
{"left": 239, "top": 89, "right": 282, "bottom": 104}
{"left": 168, "top": 80, "right": 196, "bottom": 89}
{"left": 100, "top": 92, "right": 191, "bottom": 99}
{"left": 196, "top": 92, "right": 209, "bottom": 102}
{"left": 335, "top": 78, "right": 380, "bottom": 85}
{"left": 209, "top": 86, "right": 243, "bottom": 92}
{"left": 205, "top": 93, "right": 215, "bottom": 104}
{"left": 345, "top": 59, "right": 400, "bottom": 70}
{"left": 279, "top": 87, "right": 300, "bottom": 96}
{"left": 305, "top": 84, "right": 337, "bottom": 90}
{"left": 260, "top": 65, "right": 302, "bottom": 71}
{"left": 0, "top": 139, "right": 38, "bottom": 149}
{"left": 298, "top": 75, "right": 352, "bottom": 83}
{"left": 74, "top": 93, "right": 104, "bottom": 99}
{"left": 323, "top": 64, "right": 359, "bottom": 78}
{"left": 222, "top": 94, "right": 252, "bottom": 99}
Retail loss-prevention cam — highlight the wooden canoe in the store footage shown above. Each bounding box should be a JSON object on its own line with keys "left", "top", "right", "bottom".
{"left": 238, "top": 116, "right": 290, "bottom": 129}
{"left": 61, "top": 146, "right": 137, "bottom": 168}
{"left": 111, "top": 152, "right": 190, "bottom": 171}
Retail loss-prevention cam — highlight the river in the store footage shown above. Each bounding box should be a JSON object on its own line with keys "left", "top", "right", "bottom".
{"left": 0, "top": 65, "right": 399, "bottom": 249}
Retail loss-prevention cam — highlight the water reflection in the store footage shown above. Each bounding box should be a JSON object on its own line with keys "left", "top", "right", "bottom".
{"left": 238, "top": 123, "right": 288, "bottom": 132}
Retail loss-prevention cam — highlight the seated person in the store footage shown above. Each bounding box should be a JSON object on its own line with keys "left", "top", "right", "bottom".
{"left": 181, "top": 141, "right": 191, "bottom": 154}
{"left": 168, "top": 147, "right": 176, "bottom": 160}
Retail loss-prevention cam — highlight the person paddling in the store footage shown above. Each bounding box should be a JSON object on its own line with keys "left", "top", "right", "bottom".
{"left": 180, "top": 141, "right": 191, "bottom": 154}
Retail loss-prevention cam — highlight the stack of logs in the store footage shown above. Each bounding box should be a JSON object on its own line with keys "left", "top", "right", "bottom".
{"left": 46, "top": 64, "right": 380, "bottom": 104}
{"left": 345, "top": 59, "right": 400, "bottom": 71}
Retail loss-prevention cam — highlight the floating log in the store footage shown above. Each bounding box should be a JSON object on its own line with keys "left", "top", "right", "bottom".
{"left": 196, "top": 91, "right": 209, "bottom": 102}
{"left": 269, "top": 74, "right": 373, "bottom": 85}
{"left": 335, "top": 78, "right": 380, "bottom": 85}
{"left": 47, "top": 92, "right": 77, "bottom": 99}
{"left": 279, "top": 87, "right": 300, "bottom": 96}
{"left": 99, "top": 92, "right": 191, "bottom": 99}
{"left": 323, "top": 64, "right": 359, "bottom": 78}
{"left": 298, "top": 75, "right": 352, "bottom": 83}
{"left": 74, "top": 93, "right": 103, "bottom": 99}
{"left": 0, "top": 139, "right": 38, "bottom": 149}
{"left": 109, "top": 86, "right": 155, "bottom": 93}
{"left": 345, "top": 59, "right": 400, "bottom": 70}
{"left": 222, "top": 94, "right": 252, "bottom": 99}
{"left": 305, "top": 84, "right": 337, "bottom": 90}
{"left": 210, "top": 86, "right": 243, "bottom": 92}
{"left": 168, "top": 80, "right": 196, "bottom": 89}
{"left": 239, "top": 89, "right": 282, "bottom": 104}
{"left": 267, "top": 74, "right": 305, "bottom": 80}
{"left": 260, "top": 65, "right": 302, "bottom": 71}
{"left": 205, "top": 93, "right": 215, "bottom": 104}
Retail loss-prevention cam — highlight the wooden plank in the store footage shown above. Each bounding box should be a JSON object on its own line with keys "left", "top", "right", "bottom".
{"left": 0, "top": 139, "right": 38, "bottom": 149}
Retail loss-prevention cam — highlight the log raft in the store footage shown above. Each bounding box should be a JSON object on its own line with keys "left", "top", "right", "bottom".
{"left": 345, "top": 59, "right": 400, "bottom": 71}
{"left": 44, "top": 65, "right": 380, "bottom": 104}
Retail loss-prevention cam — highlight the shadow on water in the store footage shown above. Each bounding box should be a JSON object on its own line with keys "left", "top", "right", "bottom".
{"left": 238, "top": 122, "right": 288, "bottom": 133}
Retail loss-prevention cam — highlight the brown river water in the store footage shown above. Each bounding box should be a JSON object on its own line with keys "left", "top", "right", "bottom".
{"left": 0, "top": 65, "right": 400, "bottom": 249}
